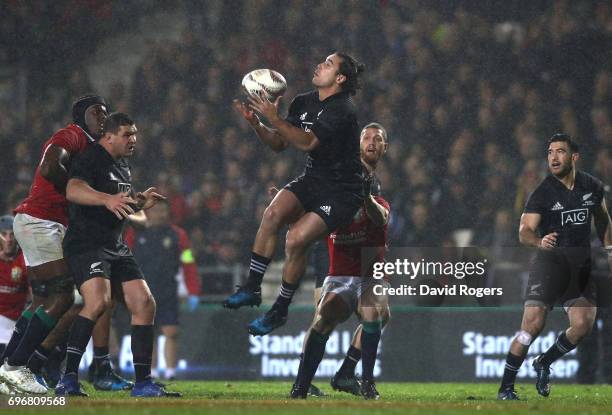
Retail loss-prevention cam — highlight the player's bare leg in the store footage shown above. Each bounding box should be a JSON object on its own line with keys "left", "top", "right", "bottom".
{"left": 161, "top": 325, "right": 179, "bottom": 380}
{"left": 498, "top": 304, "right": 547, "bottom": 400}
{"left": 248, "top": 213, "right": 328, "bottom": 335}
{"left": 533, "top": 298, "right": 596, "bottom": 397}
{"left": 223, "top": 190, "right": 304, "bottom": 309}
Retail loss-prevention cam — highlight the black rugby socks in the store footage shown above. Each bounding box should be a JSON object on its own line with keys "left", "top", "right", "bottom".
{"left": 8, "top": 307, "right": 57, "bottom": 366}
{"left": 296, "top": 330, "right": 329, "bottom": 390}
{"left": 65, "top": 316, "right": 95, "bottom": 377}
{"left": 132, "top": 325, "right": 154, "bottom": 383}
{"left": 361, "top": 322, "right": 382, "bottom": 382}
{"left": 1, "top": 309, "right": 33, "bottom": 362}
{"left": 499, "top": 352, "right": 525, "bottom": 391}
{"left": 338, "top": 344, "right": 362, "bottom": 376}
{"left": 540, "top": 331, "right": 576, "bottom": 366}
{"left": 246, "top": 252, "right": 271, "bottom": 291}
{"left": 272, "top": 280, "right": 299, "bottom": 315}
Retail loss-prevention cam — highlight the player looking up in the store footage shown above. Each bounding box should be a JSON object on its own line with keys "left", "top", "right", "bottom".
{"left": 224, "top": 52, "right": 366, "bottom": 336}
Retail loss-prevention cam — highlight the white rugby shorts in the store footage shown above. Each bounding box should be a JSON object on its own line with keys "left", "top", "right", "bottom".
{"left": 13, "top": 213, "right": 66, "bottom": 267}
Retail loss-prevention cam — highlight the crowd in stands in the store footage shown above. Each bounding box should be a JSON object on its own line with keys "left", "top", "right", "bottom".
{"left": 1, "top": 0, "right": 611, "bottom": 275}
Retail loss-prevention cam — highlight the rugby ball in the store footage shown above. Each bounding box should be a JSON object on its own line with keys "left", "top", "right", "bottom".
{"left": 241, "top": 69, "right": 287, "bottom": 101}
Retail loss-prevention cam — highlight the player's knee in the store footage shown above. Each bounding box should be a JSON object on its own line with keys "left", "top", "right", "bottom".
{"left": 84, "top": 296, "right": 112, "bottom": 319}
{"left": 312, "top": 314, "right": 335, "bottom": 336}
{"left": 523, "top": 316, "right": 545, "bottom": 335}
{"left": 137, "top": 293, "right": 156, "bottom": 318}
{"left": 285, "top": 229, "right": 307, "bottom": 255}
{"left": 262, "top": 205, "right": 284, "bottom": 230}
{"left": 48, "top": 291, "right": 75, "bottom": 316}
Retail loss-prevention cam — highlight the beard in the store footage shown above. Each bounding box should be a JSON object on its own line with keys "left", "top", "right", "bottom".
{"left": 552, "top": 162, "right": 573, "bottom": 178}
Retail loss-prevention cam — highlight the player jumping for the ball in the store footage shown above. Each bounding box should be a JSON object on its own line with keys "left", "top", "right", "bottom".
{"left": 498, "top": 134, "right": 612, "bottom": 400}
{"left": 223, "top": 52, "right": 366, "bottom": 336}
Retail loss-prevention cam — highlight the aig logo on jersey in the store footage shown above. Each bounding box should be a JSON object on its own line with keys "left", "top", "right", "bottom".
{"left": 561, "top": 208, "right": 588, "bottom": 226}
{"left": 118, "top": 182, "right": 132, "bottom": 194}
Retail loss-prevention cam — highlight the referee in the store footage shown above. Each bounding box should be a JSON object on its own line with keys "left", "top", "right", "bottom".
{"left": 498, "top": 134, "right": 612, "bottom": 400}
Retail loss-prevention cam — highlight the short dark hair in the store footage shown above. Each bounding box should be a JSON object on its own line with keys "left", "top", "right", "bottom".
{"left": 362, "top": 122, "right": 388, "bottom": 142}
{"left": 336, "top": 52, "right": 365, "bottom": 95}
{"left": 548, "top": 133, "right": 579, "bottom": 153}
{"left": 103, "top": 112, "right": 134, "bottom": 135}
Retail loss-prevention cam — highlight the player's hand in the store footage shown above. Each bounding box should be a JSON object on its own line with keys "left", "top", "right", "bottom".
{"left": 247, "top": 91, "right": 282, "bottom": 123}
{"left": 268, "top": 186, "right": 279, "bottom": 201}
{"left": 539, "top": 232, "right": 558, "bottom": 250}
{"left": 105, "top": 192, "right": 137, "bottom": 219}
{"left": 136, "top": 187, "right": 167, "bottom": 210}
{"left": 232, "top": 99, "right": 260, "bottom": 127}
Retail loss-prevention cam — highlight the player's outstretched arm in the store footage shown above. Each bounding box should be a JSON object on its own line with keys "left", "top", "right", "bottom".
{"left": 247, "top": 93, "right": 319, "bottom": 152}
{"left": 519, "top": 213, "right": 557, "bottom": 249}
{"left": 233, "top": 99, "right": 288, "bottom": 152}
{"left": 66, "top": 178, "right": 136, "bottom": 219}
{"left": 39, "top": 145, "right": 71, "bottom": 193}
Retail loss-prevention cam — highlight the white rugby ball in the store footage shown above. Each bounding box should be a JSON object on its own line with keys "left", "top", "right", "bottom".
{"left": 241, "top": 69, "right": 287, "bottom": 101}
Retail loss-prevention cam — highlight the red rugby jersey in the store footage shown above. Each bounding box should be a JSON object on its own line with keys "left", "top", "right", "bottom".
{"left": 0, "top": 251, "right": 28, "bottom": 321}
{"left": 327, "top": 196, "right": 390, "bottom": 277}
{"left": 14, "top": 124, "right": 94, "bottom": 226}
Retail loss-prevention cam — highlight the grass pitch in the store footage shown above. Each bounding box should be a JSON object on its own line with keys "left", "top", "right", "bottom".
{"left": 7, "top": 381, "right": 612, "bottom": 415}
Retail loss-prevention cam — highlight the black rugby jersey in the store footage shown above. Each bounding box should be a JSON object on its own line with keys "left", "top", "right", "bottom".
{"left": 524, "top": 170, "right": 605, "bottom": 248}
{"left": 285, "top": 90, "right": 362, "bottom": 190}
{"left": 63, "top": 144, "right": 134, "bottom": 255}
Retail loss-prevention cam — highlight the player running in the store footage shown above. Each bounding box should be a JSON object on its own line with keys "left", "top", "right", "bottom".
{"left": 224, "top": 52, "right": 366, "bottom": 336}
{"left": 498, "top": 134, "right": 612, "bottom": 400}
{"left": 291, "top": 123, "right": 390, "bottom": 400}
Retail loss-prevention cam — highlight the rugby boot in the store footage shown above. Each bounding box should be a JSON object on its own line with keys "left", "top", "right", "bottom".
{"left": 497, "top": 386, "right": 520, "bottom": 400}
{"left": 360, "top": 379, "right": 380, "bottom": 400}
{"left": 532, "top": 354, "right": 551, "bottom": 397}
{"left": 308, "top": 383, "right": 325, "bottom": 397}
{"left": 0, "top": 382, "right": 16, "bottom": 395}
{"left": 55, "top": 374, "right": 88, "bottom": 396}
{"left": 223, "top": 286, "right": 262, "bottom": 309}
{"left": 290, "top": 383, "right": 308, "bottom": 399}
{"left": 91, "top": 364, "right": 134, "bottom": 391}
{"left": 247, "top": 307, "right": 287, "bottom": 336}
{"left": 131, "top": 379, "right": 181, "bottom": 397}
{"left": 0, "top": 363, "right": 48, "bottom": 394}
{"left": 35, "top": 374, "right": 49, "bottom": 389}
{"left": 331, "top": 371, "right": 361, "bottom": 395}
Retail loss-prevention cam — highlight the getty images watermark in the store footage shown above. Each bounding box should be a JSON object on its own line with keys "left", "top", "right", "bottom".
{"left": 371, "top": 257, "right": 501, "bottom": 298}
{"left": 361, "top": 246, "right": 612, "bottom": 307}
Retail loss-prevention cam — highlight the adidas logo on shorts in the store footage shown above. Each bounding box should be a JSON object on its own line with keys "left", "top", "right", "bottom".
{"left": 320, "top": 205, "right": 331, "bottom": 215}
